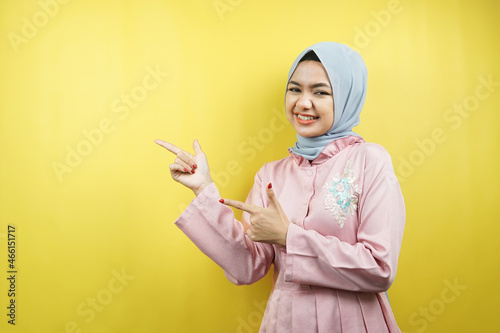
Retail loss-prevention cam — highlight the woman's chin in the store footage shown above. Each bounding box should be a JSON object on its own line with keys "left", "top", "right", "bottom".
{"left": 294, "top": 127, "right": 328, "bottom": 138}
{"left": 291, "top": 120, "right": 332, "bottom": 138}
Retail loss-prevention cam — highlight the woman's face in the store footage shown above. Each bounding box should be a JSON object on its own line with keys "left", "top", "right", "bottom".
{"left": 285, "top": 60, "right": 334, "bottom": 138}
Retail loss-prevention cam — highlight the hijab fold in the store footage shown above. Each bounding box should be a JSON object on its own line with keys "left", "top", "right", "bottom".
{"left": 287, "top": 42, "right": 367, "bottom": 160}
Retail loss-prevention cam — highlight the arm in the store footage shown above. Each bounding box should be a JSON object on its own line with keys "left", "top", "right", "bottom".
{"left": 155, "top": 139, "right": 274, "bottom": 285}
{"left": 284, "top": 146, "right": 405, "bottom": 292}
{"left": 174, "top": 171, "right": 275, "bottom": 285}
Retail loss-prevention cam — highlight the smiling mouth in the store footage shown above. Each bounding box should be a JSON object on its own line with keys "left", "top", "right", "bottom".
{"left": 295, "top": 113, "right": 319, "bottom": 124}
{"left": 297, "top": 114, "right": 319, "bottom": 120}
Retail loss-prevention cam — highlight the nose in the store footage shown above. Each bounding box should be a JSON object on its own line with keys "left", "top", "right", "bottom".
{"left": 297, "top": 94, "right": 312, "bottom": 109}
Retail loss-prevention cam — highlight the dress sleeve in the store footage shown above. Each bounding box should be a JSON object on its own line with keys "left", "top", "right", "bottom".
{"left": 284, "top": 146, "right": 405, "bottom": 292}
{"left": 174, "top": 169, "right": 275, "bottom": 285}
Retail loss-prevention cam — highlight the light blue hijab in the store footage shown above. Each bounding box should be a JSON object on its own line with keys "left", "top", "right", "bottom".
{"left": 287, "top": 42, "right": 367, "bottom": 160}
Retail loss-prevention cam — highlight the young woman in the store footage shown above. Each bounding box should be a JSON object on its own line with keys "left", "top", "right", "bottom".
{"left": 155, "top": 41, "right": 405, "bottom": 332}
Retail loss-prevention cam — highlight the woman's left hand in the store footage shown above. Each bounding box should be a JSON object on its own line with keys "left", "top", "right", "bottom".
{"left": 220, "top": 183, "right": 290, "bottom": 246}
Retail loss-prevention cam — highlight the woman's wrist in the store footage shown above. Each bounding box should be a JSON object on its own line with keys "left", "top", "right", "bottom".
{"left": 193, "top": 181, "right": 214, "bottom": 197}
{"left": 279, "top": 223, "right": 290, "bottom": 247}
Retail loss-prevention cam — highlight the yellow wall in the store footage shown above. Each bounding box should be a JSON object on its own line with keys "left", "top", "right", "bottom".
{"left": 1, "top": 0, "right": 499, "bottom": 332}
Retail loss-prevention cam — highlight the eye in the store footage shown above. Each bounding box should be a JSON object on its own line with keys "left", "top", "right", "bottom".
{"left": 315, "top": 90, "right": 330, "bottom": 96}
{"left": 287, "top": 87, "right": 301, "bottom": 93}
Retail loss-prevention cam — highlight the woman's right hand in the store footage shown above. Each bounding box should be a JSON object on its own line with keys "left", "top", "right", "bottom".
{"left": 154, "top": 139, "right": 213, "bottom": 196}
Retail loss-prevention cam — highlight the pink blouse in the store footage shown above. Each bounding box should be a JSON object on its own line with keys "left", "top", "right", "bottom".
{"left": 175, "top": 135, "right": 405, "bottom": 332}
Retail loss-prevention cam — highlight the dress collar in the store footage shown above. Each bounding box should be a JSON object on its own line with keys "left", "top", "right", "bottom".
{"left": 288, "top": 135, "right": 364, "bottom": 167}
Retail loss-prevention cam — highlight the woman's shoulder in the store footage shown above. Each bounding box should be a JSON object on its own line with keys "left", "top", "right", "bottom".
{"left": 346, "top": 141, "right": 396, "bottom": 173}
{"left": 262, "top": 154, "right": 295, "bottom": 170}
{"left": 249, "top": 155, "right": 294, "bottom": 186}
{"left": 348, "top": 143, "right": 401, "bottom": 186}
{"left": 253, "top": 154, "right": 295, "bottom": 178}
{"left": 353, "top": 141, "right": 392, "bottom": 161}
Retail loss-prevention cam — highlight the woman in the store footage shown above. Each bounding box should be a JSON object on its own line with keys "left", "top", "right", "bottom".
{"left": 155, "top": 42, "right": 405, "bottom": 332}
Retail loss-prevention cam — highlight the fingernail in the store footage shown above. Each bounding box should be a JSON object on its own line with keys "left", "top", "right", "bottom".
{"left": 183, "top": 168, "right": 187, "bottom": 172}
{"left": 267, "top": 182, "right": 272, "bottom": 189}
{"left": 193, "top": 164, "right": 198, "bottom": 169}
{"left": 191, "top": 170, "right": 195, "bottom": 174}
{"left": 219, "top": 199, "right": 224, "bottom": 204}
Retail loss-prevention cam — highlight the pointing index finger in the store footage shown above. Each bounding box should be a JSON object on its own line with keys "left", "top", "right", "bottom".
{"left": 221, "top": 198, "right": 260, "bottom": 214}
{"left": 155, "top": 140, "right": 181, "bottom": 154}
{"left": 155, "top": 140, "right": 194, "bottom": 158}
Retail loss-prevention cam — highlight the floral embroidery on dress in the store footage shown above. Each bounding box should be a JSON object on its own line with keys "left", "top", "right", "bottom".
{"left": 323, "top": 160, "right": 361, "bottom": 228}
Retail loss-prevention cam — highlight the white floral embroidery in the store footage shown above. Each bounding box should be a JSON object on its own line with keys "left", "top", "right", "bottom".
{"left": 323, "top": 160, "right": 361, "bottom": 228}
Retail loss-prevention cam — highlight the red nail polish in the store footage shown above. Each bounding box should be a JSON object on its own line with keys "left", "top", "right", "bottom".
{"left": 268, "top": 182, "right": 272, "bottom": 189}
{"left": 183, "top": 168, "right": 187, "bottom": 172}
{"left": 193, "top": 164, "right": 198, "bottom": 169}
{"left": 191, "top": 170, "right": 195, "bottom": 174}
{"left": 219, "top": 199, "right": 224, "bottom": 203}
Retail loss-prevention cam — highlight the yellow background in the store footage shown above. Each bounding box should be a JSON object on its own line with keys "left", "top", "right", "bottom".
{"left": 1, "top": 0, "right": 499, "bottom": 332}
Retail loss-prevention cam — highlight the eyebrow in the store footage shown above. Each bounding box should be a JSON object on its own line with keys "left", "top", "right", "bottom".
{"left": 288, "top": 80, "right": 332, "bottom": 89}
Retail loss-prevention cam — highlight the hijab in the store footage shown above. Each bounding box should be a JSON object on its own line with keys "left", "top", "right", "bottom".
{"left": 286, "top": 42, "right": 367, "bottom": 160}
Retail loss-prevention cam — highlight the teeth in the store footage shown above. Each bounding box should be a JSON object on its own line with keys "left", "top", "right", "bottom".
{"left": 297, "top": 114, "right": 317, "bottom": 120}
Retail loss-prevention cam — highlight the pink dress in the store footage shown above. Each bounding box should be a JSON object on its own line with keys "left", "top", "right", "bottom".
{"left": 175, "top": 136, "right": 405, "bottom": 332}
